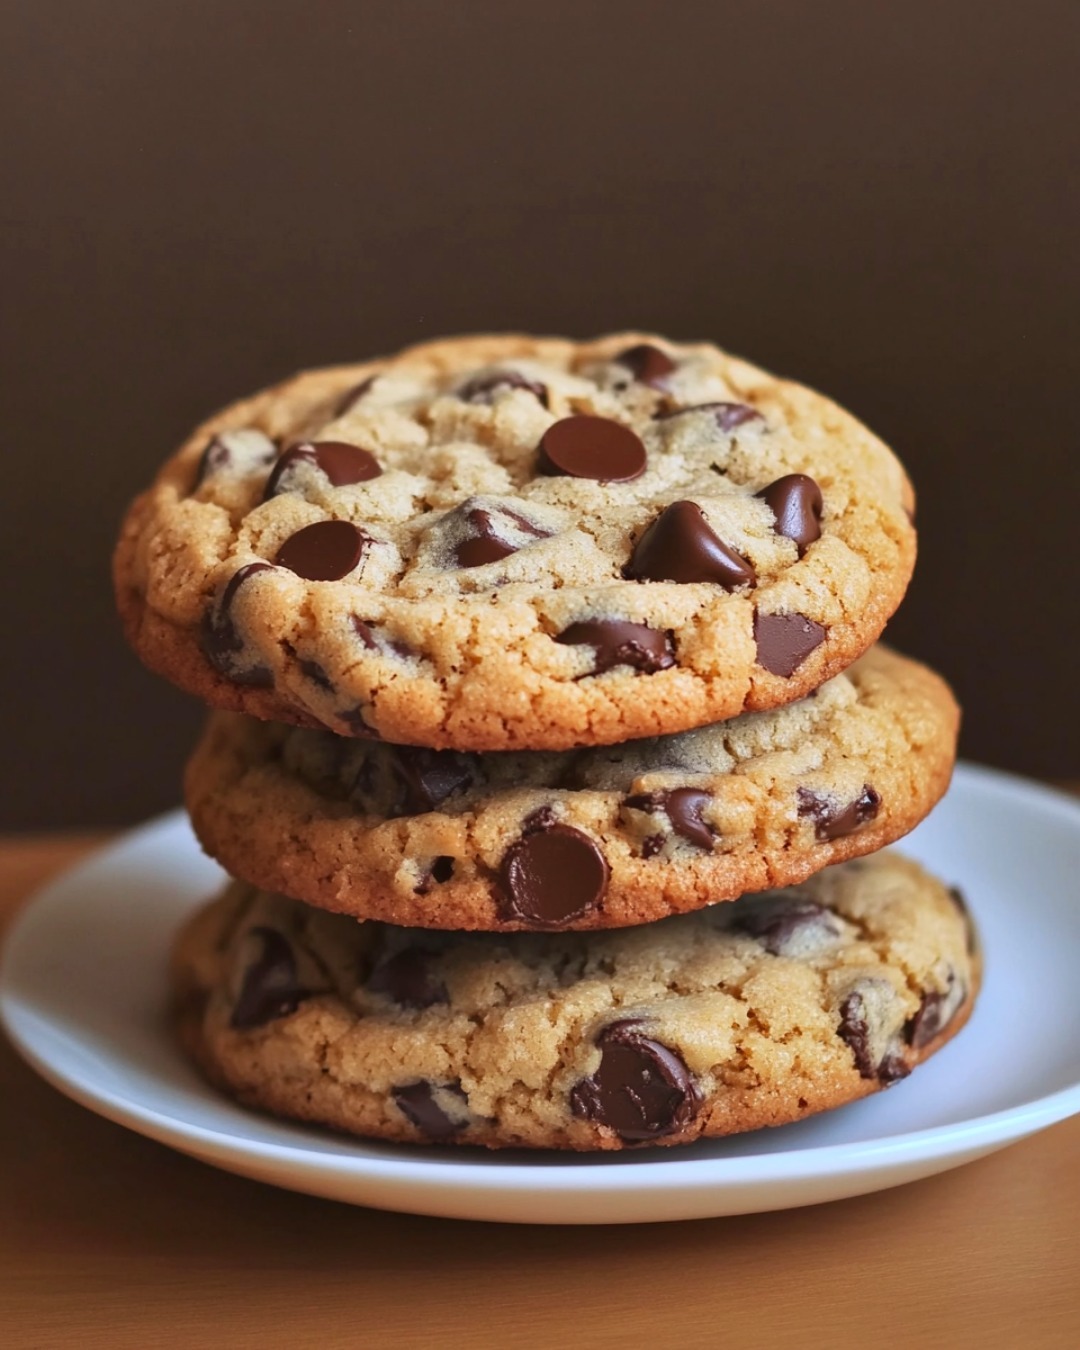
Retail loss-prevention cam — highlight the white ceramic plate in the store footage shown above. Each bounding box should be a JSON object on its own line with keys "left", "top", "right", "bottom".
{"left": 3, "top": 763, "right": 1080, "bottom": 1225}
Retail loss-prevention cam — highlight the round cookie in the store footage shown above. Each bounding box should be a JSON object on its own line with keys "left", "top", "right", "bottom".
{"left": 184, "top": 646, "right": 958, "bottom": 931}
{"left": 171, "top": 852, "right": 981, "bottom": 1152}
{"left": 116, "top": 332, "right": 916, "bottom": 750}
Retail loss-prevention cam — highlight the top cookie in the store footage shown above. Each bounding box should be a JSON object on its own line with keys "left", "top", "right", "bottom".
{"left": 115, "top": 333, "right": 916, "bottom": 750}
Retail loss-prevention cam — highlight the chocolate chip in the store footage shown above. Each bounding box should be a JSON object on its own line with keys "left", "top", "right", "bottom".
{"left": 191, "top": 429, "right": 278, "bottom": 490}
{"left": 264, "top": 441, "right": 382, "bottom": 498}
{"left": 274, "top": 520, "right": 368, "bottom": 581}
{"left": 201, "top": 562, "right": 276, "bottom": 685}
{"left": 658, "top": 402, "right": 763, "bottom": 432}
{"left": 335, "top": 374, "right": 378, "bottom": 415}
{"left": 615, "top": 343, "right": 677, "bottom": 390}
{"left": 625, "top": 500, "right": 756, "bottom": 589}
{"left": 455, "top": 523, "right": 515, "bottom": 568}
{"left": 499, "top": 823, "right": 609, "bottom": 927}
{"left": 624, "top": 788, "right": 715, "bottom": 851}
{"left": 878, "top": 1054, "right": 911, "bottom": 1085}
{"left": 947, "top": 886, "right": 978, "bottom": 955}
{"left": 757, "top": 474, "right": 823, "bottom": 556}
{"left": 906, "top": 977, "right": 963, "bottom": 1049}
{"left": 454, "top": 505, "right": 548, "bottom": 569}
{"left": 416, "top": 856, "right": 455, "bottom": 893}
{"left": 735, "top": 898, "right": 842, "bottom": 956}
{"left": 537, "top": 416, "right": 647, "bottom": 482}
{"left": 392, "top": 1081, "right": 467, "bottom": 1142}
{"left": 388, "top": 746, "right": 474, "bottom": 816}
{"left": 570, "top": 1020, "right": 700, "bottom": 1141}
{"left": 458, "top": 371, "right": 549, "bottom": 407}
{"left": 351, "top": 616, "right": 380, "bottom": 650}
{"left": 797, "top": 785, "right": 881, "bottom": 841}
{"left": 349, "top": 616, "right": 412, "bottom": 659}
{"left": 555, "top": 620, "right": 675, "bottom": 675}
{"left": 336, "top": 706, "right": 382, "bottom": 738}
{"left": 297, "top": 656, "right": 334, "bottom": 691}
{"left": 522, "top": 804, "right": 559, "bottom": 834}
{"left": 641, "top": 834, "right": 665, "bottom": 859}
{"left": 231, "top": 928, "right": 310, "bottom": 1030}
{"left": 194, "top": 435, "right": 232, "bottom": 485}
{"left": 369, "top": 949, "right": 448, "bottom": 1009}
{"left": 753, "top": 612, "right": 826, "bottom": 677}
{"left": 906, "top": 991, "right": 947, "bottom": 1049}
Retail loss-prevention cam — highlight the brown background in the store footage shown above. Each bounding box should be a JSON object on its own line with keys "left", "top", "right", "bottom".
{"left": 2, "top": 0, "right": 1078, "bottom": 828}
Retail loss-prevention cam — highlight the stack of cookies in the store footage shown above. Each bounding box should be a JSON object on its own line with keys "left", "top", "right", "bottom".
{"left": 114, "top": 333, "right": 978, "bottom": 1151}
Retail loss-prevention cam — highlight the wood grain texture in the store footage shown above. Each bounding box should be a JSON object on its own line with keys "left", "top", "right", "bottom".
{"left": 1, "top": 831, "right": 1078, "bottom": 1350}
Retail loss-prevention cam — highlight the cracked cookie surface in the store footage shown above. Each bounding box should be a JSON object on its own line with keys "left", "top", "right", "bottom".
{"left": 171, "top": 852, "right": 980, "bottom": 1151}
{"left": 116, "top": 332, "right": 916, "bottom": 749}
{"left": 184, "top": 646, "right": 958, "bottom": 931}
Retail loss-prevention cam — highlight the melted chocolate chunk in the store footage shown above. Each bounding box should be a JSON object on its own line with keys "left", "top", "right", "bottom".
{"left": 499, "top": 823, "right": 609, "bottom": 927}
{"left": 555, "top": 620, "right": 675, "bottom": 675}
{"left": 392, "top": 1081, "right": 467, "bottom": 1141}
{"left": 458, "top": 371, "right": 549, "bottom": 407}
{"left": 735, "top": 898, "right": 842, "bottom": 956}
{"left": 264, "top": 441, "right": 382, "bottom": 498}
{"left": 334, "top": 374, "right": 379, "bottom": 415}
{"left": 387, "top": 746, "right": 474, "bottom": 816}
{"left": 757, "top": 474, "right": 823, "bottom": 556}
{"left": 454, "top": 506, "right": 548, "bottom": 569}
{"left": 624, "top": 788, "right": 715, "bottom": 851}
{"left": 878, "top": 1054, "right": 911, "bottom": 1085}
{"left": 369, "top": 949, "right": 448, "bottom": 1009}
{"left": 570, "top": 1020, "right": 700, "bottom": 1141}
{"left": 537, "top": 416, "right": 647, "bottom": 482}
{"left": 658, "top": 401, "right": 763, "bottom": 432}
{"left": 615, "top": 343, "right": 677, "bottom": 389}
{"left": 626, "top": 500, "right": 756, "bottom": 589}
{"left": 797, "top": 785, "right": 881, "bottom": 841}
{"left": 838, "top": 989, "right": 907, "bottom": 1083}
{"left": 837, "top": 991, "right": 877, "bottom": 1079}
{"left": 231, "top": 928, "right": 310, "bottom": 1030}
{"left": 753, "top": 612, "right": 826, "bottom": 678}
{"left": 201, "top": 562, "right": 276, "bottom": 685}
{"left": 906, "top": 979, "right": 962, "bottom": 1049}
{"left": 274, "top": 519, "right": 368, "bottom": 581}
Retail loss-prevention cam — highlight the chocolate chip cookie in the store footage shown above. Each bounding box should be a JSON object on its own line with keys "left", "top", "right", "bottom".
{"left": 116, "top": 333, "right": 916, "bottom": 749}
{"left": 171, "top": 852, "right": 980, "bottom": 1151}
{"left": 184, "top": 645, "right": 957, "bottom": 931}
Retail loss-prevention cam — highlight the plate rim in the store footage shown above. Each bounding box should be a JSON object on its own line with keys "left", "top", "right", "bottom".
{"left": 3, "top": 759, "right": 1080, "bottom": 1202}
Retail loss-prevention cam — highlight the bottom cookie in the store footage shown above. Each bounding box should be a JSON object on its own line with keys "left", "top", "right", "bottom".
{"left": 171, "top": 852, "right": 980, "bottom": 1152}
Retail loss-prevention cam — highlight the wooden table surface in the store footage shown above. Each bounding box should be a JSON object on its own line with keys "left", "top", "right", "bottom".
{"left": 2, "top": 830, "right": 1078, "bottom": 1350}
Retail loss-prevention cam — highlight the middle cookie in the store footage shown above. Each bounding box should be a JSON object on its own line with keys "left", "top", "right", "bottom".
{"left": 186, "top": 645, "right": 958, "bottom": 931}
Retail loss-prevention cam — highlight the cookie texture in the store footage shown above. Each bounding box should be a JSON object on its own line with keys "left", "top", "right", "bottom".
{"left": 184, "top": 646, "right": 957, "bottom": 931}
{"left": 116, "top": 333, "right": 916, "bottom": 750}
{"left": 171, "top": 853, "right": 980, "bottom": 1152}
